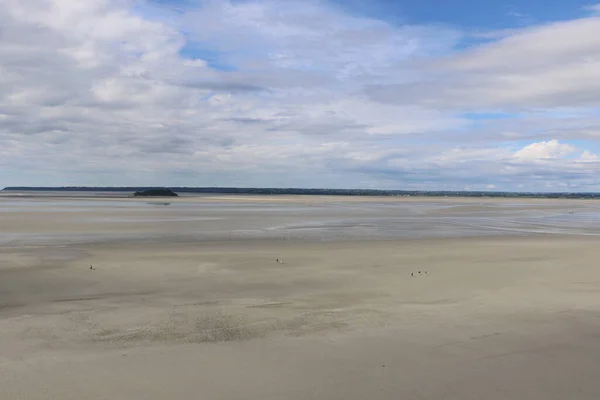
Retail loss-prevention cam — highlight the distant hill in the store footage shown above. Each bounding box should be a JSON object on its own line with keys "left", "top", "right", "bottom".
{"left": 3, "top": 186, "right": 600, "bottom": 199}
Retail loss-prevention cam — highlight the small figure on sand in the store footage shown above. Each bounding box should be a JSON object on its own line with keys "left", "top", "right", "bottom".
{"left": 276, "top": 259, "right": 283, "bottom": 264}
{"left": 89, "top": 264, "right": 95, "bottom": 270}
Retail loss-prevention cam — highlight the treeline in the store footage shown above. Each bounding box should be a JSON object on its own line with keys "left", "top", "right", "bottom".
{"left": 3, "top": 186, "right": 600, "bottom": 199}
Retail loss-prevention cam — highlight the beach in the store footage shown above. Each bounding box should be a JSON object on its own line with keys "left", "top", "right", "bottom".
{"left": 2, "top": 194, "right": 600, "bottom": 399}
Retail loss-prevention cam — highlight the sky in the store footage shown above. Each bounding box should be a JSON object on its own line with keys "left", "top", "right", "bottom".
{"left": 2, "top": 0, "right": 600, "bottom": 191}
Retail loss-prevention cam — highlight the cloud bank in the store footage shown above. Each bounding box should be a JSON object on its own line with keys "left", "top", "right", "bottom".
{"left": 2, "top": 0, "right": 600, "bottom": 190}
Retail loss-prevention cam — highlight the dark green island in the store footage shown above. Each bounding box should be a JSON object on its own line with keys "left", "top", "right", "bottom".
{"left": 132, "top": 188, "right": 178, "bottom": 197}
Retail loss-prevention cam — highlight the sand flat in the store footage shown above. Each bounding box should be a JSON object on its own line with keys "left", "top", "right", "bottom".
{"left": 2, "top": 195, "right": 600, "bottom": 399}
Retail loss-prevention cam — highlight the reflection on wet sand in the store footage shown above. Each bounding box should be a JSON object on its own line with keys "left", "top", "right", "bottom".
{"left": 2, "top": 194, "right": 600, "bottom": 246}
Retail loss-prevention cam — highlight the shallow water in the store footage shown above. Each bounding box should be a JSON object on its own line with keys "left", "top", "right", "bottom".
{"left": 2, "top": 194, "right": 600, "bottom": 246}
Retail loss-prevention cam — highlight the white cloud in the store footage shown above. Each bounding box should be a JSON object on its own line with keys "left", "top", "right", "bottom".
{"left": 179, "top": 0, "right": 460, "bottom": 78}
{"left": 434, "top": 146, "right": 511, "bottom": 164}
{"left": 1, "top": 0, "right": 600, "bottom": 190}
{"left": 367, "top": 16, "right": 600, "bottom": 110}
{"left": 0, "top": 0, "right": 470, "bottom": 188}
{"left": 513, "top": 140, "right": 576, "bottom": 161}
{"left": 580, "top": 150, "right": 599, "bottom": 162}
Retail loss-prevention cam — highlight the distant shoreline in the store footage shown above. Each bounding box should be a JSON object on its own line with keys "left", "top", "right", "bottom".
{"left": 3, "top": 186, "right": 600, "bottom": 199}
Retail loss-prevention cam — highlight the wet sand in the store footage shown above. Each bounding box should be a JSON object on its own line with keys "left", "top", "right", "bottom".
{"left": 2, "top": 195, "right": 600, "bottom": 399}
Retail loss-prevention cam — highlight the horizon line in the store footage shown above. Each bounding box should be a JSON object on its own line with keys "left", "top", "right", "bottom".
{"left": 3, "top": 186, "right": 600, "bottom": 196}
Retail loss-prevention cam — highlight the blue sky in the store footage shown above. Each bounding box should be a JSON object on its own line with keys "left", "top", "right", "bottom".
{"left": 153, "top": 0, "right": 596, "bottom": 27}
{"left": 331, "top": 0, "right": 595, "bottom": 27}
{"left": 2, "top": 0, "right": 600, "bottom": 191}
